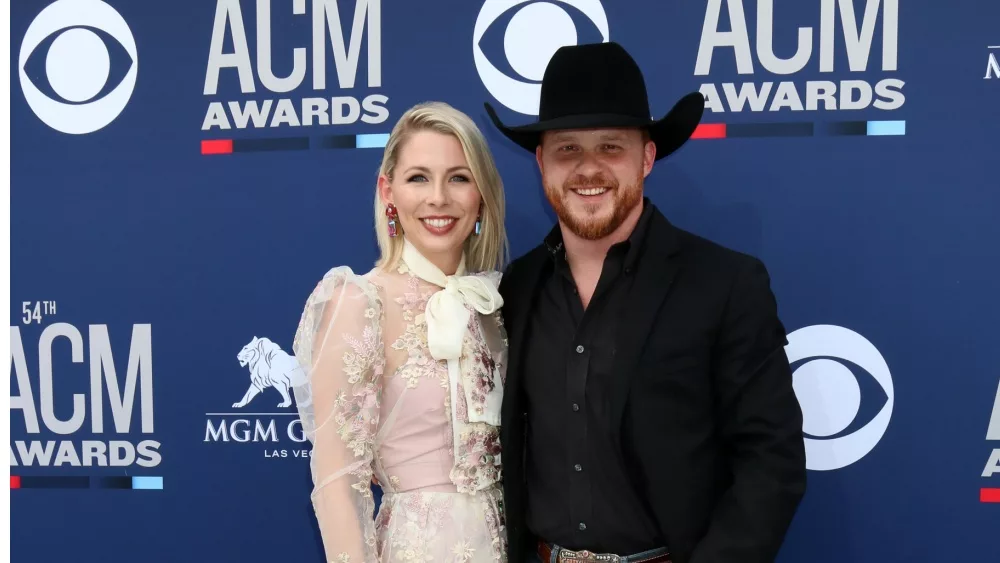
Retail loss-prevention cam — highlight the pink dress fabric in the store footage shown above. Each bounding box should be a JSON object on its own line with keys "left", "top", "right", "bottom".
{"left": 292, "top": 260, "right": 508, "bottom": 563}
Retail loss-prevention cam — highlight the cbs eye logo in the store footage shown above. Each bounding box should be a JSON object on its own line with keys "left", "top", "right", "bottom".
{"left": 18, "top": 0, "right": 138, "bottom": 135}
{"left": 473, "top": 0, "right": 609, "bottom": 116}
{"left": 785, "top": 325, "right": 895, "bottom": 471}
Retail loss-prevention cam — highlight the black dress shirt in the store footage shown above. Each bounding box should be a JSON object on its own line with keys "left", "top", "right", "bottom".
{"left": 521, "top": 201, "right": 665, "bottom": 555}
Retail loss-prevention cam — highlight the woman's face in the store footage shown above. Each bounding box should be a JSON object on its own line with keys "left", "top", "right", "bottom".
{"left": 378, "top": 130, "right": 482, "bottom": 274}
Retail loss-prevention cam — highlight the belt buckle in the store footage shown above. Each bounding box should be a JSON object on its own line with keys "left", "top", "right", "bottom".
{"left": 557, "top": 548, "right": 621, "bottom": 563}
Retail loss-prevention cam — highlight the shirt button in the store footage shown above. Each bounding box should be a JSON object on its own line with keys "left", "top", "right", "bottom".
{"left": 574, "top": 464, "right": 582, "bottom": 472}
{"left": 572, "top": 403, "right": 580, "bottom": 412}
{"left": 575, "top": 345, "right": 585, "bottom": 354}
{"left": 579, "top": 522, "right": 587, "bottom": 531}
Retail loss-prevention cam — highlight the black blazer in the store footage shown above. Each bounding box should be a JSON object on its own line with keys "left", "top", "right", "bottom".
{"left": 499, "top": 206, "right": 806, "bottom": 563}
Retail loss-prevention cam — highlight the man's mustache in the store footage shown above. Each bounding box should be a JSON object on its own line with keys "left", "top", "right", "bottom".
{"left": 563, "top": 174, "right": 618, "bottom": 190}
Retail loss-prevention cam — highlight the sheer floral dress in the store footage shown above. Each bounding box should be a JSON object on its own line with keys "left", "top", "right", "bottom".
{"left": 292, "top": 241, "right": 508, "bottom": 563}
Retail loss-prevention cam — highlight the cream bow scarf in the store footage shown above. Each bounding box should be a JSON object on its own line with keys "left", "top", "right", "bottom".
{"left": 401, "top": 239, "right": 504, "bottom": 426}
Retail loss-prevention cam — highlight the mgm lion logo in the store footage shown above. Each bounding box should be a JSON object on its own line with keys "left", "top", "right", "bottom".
{"left": 233, "top": 336, "right": 307, "bottom": 408}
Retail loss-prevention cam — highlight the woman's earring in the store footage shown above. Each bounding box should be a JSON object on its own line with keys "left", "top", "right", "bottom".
{"left": 474, "top": 215, "right": 481, "bottom": 236}
{"left": 386, "top": 203, "right": 400, "bottom": 237}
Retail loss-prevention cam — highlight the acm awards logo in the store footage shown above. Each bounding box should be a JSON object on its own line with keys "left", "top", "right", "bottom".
{"left": 201, "top": 0, "right": 388, "bottom": 133}
{"left": 985, "top": 46, "right": 1000, "bottom": 80}
{"left": 203, "top": 336, "right": 312, "bottom": 460}
{"left": 785, "top": 325, "right": 894, "bottom": 471}
{"left": 694, "top": 0, "right": 904, "bottom": 114}
{"left": 9, "top": 302, "right": 161, "bottom": 475}
{"left": 18, "top": 0, "right": 138, "bottom": 135}
{"left": 982, "top": 380, "right": 1000, "bottom": 503}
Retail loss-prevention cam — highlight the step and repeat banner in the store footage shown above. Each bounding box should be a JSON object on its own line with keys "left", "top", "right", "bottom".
{"left": 10, "top": 0, "right": 1000, "bottom": 561}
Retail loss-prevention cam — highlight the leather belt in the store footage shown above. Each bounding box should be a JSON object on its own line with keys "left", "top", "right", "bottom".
{"left": 538, "top": 541, "right": 671, "bottom": 563}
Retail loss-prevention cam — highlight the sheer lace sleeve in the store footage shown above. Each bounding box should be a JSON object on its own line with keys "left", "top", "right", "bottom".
{"left": 292, "top": 267, "right": 385, "bottom": 563}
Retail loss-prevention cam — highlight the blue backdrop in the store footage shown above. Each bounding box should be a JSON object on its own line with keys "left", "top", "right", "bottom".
{"left": 10, "top": 0, "right": 1000, "bottom": 561}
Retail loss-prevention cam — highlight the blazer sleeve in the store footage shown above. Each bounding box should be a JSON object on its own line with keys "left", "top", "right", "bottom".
{"left": 689, "top": 258, "right": 807, "bottom": 563}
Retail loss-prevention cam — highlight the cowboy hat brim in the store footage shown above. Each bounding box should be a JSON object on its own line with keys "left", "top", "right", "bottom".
{"left": 485, "top": 92, "right": 705, "bottom": 161}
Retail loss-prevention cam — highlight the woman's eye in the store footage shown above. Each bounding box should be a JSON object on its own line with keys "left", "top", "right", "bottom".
{"left": 450, "top": 175, "right": 470, "bottom": 182}
{"left": 407, "top": 174, "right": 427, "bottom": 182}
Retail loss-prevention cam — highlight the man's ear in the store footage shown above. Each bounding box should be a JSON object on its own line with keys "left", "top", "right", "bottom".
{"left": 642, "top": 139, "right": 656, "bottom": 178}
{"left": 536, "top": 132, "right": 547, "bottom": 174}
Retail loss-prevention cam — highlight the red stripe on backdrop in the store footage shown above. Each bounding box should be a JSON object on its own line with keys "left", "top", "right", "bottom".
{"left": 201, "top": 140, "right": 233, "bottom": 155}
{"left": 691, "top": 123, "right": 726, "bottom": 139}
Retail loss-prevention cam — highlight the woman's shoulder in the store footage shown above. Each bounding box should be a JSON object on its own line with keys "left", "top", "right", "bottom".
{"left": 304, "top": 265, "right": 386, "bottom": 308}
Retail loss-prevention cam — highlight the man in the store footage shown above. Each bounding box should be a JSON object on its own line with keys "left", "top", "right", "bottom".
{"left": 484, "top": 42, "right": 807, "bottom": 563}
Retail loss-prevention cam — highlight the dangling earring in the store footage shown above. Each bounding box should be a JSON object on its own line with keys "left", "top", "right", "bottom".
{"left": 474, "top": 214, "right": 481, "bottom": 236}
{"left": 386, "top": 203, "right": 400, "bottom": 237}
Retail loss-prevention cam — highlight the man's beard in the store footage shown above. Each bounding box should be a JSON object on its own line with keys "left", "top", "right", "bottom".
{"left": 544, "top": 172, "right": 643, "bottom": 241}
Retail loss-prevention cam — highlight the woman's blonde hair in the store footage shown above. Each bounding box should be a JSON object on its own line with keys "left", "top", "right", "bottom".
{"left": 373, "top": 102, "right": 509, "bottom": 273}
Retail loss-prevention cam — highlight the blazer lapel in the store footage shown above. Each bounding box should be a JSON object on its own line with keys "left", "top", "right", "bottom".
{"left": 501, "top": 247, "right": 548, "bottom": 424}
{"left": 607, "top": 212, "right": 682, "bottom": 443}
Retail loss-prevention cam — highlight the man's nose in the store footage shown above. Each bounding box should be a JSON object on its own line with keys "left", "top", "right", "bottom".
{"left": 574, "top": 151, "right": 603, "bottom": 177}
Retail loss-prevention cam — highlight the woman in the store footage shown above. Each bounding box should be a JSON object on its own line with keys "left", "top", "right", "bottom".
{"left": 292, "top": 101, "right": 509, "bottom": 563}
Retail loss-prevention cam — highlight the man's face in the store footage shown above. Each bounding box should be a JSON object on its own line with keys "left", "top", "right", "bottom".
{"left": 536, "top": 128, "right": 655, "bottom": 241}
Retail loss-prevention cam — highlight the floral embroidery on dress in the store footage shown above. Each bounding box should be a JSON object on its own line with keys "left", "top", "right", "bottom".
{"left": 383, "top": 494, "right": 455, "bottom": 563}
{"left": 294, "top": 264, "right": 507, "bottom": 563}
{"left": 450, "top": 425, "right": 503, "bottom": 494}
{"left": 465, "top": 312, "right": 506, "bottom": 412}
{"left": 481, "top": 487, "right": 507, "bottom": 562}
{"left": 377, "top": 491, "right": 505, "bottom": 563}
{"left": 452, "top": 541, "right": 476, "bottom": 563}
{"left": 334, "top": 308, "right": 384, "bottom": 456}
{"left": 392, "top": 276, "right": 445, "bottom": 389}
{"left": 437, "top": 308, "right": 505, "bottom": 494}
{"left": 466, "top": 345, "right": 498, "bottom": 417}
{"left": 494, "top": 314, "right": 509, "bottom": 351}
{"left": 292, "top": 267, "right": 385, "bottom": 563}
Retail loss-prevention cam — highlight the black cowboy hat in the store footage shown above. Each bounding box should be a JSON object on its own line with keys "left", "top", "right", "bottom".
{"left": 484, "top": 41, "right": 705, "bottom": 161}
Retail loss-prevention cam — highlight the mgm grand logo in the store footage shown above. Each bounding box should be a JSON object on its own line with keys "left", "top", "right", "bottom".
{"left": 204, "top": 336, "right": 312, "bottom": 460}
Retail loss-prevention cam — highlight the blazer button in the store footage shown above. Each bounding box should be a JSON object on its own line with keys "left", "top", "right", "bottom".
{"left": 578, "top": 522, "right": 587, "bottom": 531}
{"left": 575, "top": 345, "right": 585, "bottom": 353}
